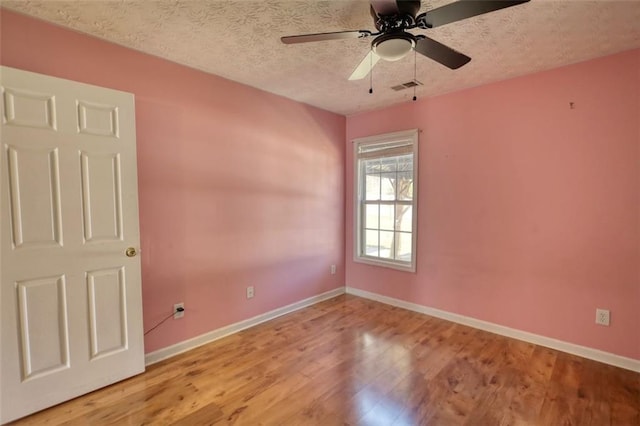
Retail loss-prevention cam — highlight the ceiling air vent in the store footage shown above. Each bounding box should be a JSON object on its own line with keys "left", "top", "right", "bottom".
{"left": 391, "top": 80, "right": 423, "bottom": 91}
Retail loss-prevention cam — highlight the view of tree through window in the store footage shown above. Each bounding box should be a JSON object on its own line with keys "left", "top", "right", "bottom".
{"left": 354, "top": 129, "right": 417, "bottom": 271}
{"left": 363, "top": 154, "right": 413, "bottom": 261}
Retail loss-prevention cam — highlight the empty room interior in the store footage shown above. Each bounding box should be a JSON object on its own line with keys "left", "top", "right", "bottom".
{"left": 0, "top": 0, "right": 639, "bottom": 424}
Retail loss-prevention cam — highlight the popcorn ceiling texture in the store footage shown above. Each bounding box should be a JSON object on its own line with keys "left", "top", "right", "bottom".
{"left": 2, "top": 0, "right": 640, "bottom": 115}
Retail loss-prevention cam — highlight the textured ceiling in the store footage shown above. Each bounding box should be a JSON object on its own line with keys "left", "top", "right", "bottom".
{"left": 2, "top": 0, "right": 640, "bottom": 116}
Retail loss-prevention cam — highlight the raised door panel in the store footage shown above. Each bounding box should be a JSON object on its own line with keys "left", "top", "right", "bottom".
{"left": 17, "top": 275, "right": 70, "bottom": 380}
{"left": 3, "top": 88, "right": 57, "bottom": 130}
{"left": 7, "top": 145, "right": 63, "bottom": 249}
{"left": 87, "top": 267, "right": 127, "bottom": 359}
{"left": 80, "top": 152, "right": 123, "bottom": 243}
{"left": 77, "top": 100, "right": 119, "bottom": 138}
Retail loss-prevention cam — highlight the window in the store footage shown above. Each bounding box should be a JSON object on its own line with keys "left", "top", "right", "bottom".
{"left": 354, "top": 129, "right": 418, "bottom": 272}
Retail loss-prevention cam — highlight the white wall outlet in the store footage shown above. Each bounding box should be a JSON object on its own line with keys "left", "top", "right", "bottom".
{"left": 595, "top": 308, "right": 610, "bottom": 326}
{"left": 246, "top": 286, "right": 254, "bottom": 299}
{"left": 174, "top": 303, "right": 185, "bottom": 319}
{"left": 330, "top": 264, "right": 336, "bottom": 275}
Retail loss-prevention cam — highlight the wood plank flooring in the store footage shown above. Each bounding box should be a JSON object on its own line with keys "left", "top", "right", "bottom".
{"left": 10, "top": 294, "right": 640, "bottom": 425}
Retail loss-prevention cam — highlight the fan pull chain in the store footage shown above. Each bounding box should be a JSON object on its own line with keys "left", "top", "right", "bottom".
{"left": 369, "top": 49, "right": 373, "bottom": 94}
{"left": 413, "top": 48, "right": 417, "bottom": 101}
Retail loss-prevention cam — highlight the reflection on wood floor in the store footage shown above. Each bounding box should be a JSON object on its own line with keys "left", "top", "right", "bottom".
{"left": 12, "top": 294, "right": 640, "bottom": 425}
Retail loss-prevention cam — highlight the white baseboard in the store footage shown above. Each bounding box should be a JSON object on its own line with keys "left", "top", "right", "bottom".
{"left": 346, "top": 286, "right": 640, "bottom": 373}
{"left": 145, "top": 287, "right": 345, "bottom": 366}
{"left": 146, "top": 285, "right": 639, "bottom": 373}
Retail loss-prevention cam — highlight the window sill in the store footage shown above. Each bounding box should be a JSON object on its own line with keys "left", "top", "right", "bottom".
{"left": 353, "top": 255, "right": 416, "bottom": 273}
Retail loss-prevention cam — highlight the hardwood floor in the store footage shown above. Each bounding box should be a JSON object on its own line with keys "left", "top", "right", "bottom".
{"left": 11, "top": 294, "right": 640, "bottom": 425}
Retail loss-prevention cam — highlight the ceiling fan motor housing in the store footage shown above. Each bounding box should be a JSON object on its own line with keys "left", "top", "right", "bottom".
{"left": 371, "top": 0, "right": 421, "bottom": 31}
{"left": 370, "top": 0, "right": 421, "bottom": 18}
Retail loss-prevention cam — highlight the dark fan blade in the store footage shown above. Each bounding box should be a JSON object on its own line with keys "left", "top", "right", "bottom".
{"left": 281, "top": 31, "right": 370, "bottom": 44}
{"left": 414, "top": 37, "right": 471, "bottom": 69}
{"left": 419, "top": 0, "right": 530, "bottom": 29}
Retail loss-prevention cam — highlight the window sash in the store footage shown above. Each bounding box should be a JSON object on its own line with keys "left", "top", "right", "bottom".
{"left": 359, "top": 197, "right": 413, "bottom": 261}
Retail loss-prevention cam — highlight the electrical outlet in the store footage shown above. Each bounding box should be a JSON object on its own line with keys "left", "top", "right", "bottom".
{"left": 595, "top": 308, "right": 610, "bottom": 326}
{"left": 330, "top": 264, "right": 336, "bottom": 275}
{"left": 174, "top": 303, "right": 185, "bottom": 319}
{"left": 246, "top": 286, "right": 254, "bottom": 299}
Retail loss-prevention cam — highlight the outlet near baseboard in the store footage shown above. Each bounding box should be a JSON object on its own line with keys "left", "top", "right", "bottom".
{"left": 595, "top": 308, "right": 610, "bottom": 326}
{"left": 174, "top": 303, "right": 185, "bottom": 319}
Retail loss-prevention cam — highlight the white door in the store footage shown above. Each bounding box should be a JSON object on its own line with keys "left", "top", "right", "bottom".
{"left": 0, "top": 66, "right": 144, "bottom": 423}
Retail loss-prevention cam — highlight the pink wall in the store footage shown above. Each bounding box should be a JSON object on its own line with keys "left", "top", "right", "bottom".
{"left": 1, "top": 10, "right": 346, "bottom": 353}
{"left": 346, "top": 49, "right": 640, "bottom": 360}
{"left": 2, "top": 8, "right": 638, "bottom": 362}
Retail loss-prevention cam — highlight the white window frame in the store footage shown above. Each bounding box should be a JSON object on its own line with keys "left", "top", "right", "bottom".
{"left": 353, "top": 129, "right": 418, "bottom": 272}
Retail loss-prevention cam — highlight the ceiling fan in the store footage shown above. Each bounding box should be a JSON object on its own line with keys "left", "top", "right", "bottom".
{"left": 281, "top": 0, "right": 530, "bottom": 80}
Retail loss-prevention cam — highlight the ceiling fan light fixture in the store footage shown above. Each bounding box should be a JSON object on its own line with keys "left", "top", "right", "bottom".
{"left": 372, "top": 33, "right": 415, "bottom": 61}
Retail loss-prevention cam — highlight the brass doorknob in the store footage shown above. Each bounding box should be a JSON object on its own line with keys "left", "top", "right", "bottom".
{"left": 125, "top": 247, "right": 137, "bottom": 257}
